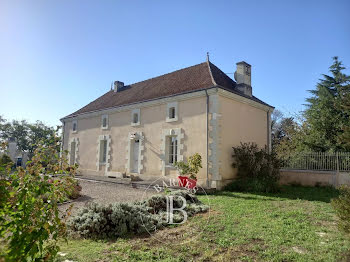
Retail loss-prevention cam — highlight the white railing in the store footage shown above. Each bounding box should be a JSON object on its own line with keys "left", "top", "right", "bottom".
{"left": 281, "top": 152, "right": 350, "bottom": 172}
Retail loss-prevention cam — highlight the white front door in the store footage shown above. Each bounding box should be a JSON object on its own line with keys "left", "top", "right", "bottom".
{"left": 132, "top": 140, "right": 139, "bottom": 173}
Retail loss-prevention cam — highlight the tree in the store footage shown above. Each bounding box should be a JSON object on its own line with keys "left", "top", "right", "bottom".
{"left": 336, "top": 77, "right": 350, "bottom": 149}
{"left": 304, "top": 57, "right": 350, "bottom": 151}
{"left": 272, "top": 116, "right": 308, "bottom": 157}
{"left": 0, "top": 118, "right": 60, "bottom": 159}
{"left": 271, "top": 110, "right": 308, "bottom": 157}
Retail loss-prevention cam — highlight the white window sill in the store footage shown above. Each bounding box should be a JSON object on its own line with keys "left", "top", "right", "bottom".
{"left": 166, "top": 117, "right": 178, "bottom": 123}
{"left": 131, "top": 122, "right": 140, "bottom": 127}
{"left": 101, "top": 126, "right": 109, "bottom": 130}
{"left": 72, "top": 130, "right": 77, "bottom": 134}
{"left": 165, "top": 165, "right": 176, "bottom": 169}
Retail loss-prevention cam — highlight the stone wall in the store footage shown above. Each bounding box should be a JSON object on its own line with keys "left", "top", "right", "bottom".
{"left": 280, "top": 169, "right": 350, "bottom": 187}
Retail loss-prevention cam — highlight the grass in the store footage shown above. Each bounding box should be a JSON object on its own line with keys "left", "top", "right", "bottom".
{"left": 57, "top": 186, "right": 350, "bottom": 262}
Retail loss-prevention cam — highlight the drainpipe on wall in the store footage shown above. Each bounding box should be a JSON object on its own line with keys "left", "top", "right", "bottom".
{"left": 60, "top": 121, "right": 65, "bottom": 168}
{"left": 205, "top": 89, "right": 210, "bottom": 188}
{"left": 267, "top": 109, "right": 272, "bottom": 153}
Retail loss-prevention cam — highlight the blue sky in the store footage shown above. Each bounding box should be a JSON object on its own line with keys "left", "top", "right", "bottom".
{"left": 0, "top": 0, "right": 349, "bottom": 127}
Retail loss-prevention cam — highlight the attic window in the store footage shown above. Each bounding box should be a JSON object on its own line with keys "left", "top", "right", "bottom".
{"left": 166, "top": 102, "right": 178, "bottom": 123}
{"left": 131, "top": 109, "right": 140, "bottom": 126}
{"left": 72, "top": 120, "right": 77, "bottom": 133}
{"left": 101, "top": 115, "right": 108, "bottom": 129}
{"left": 169, "top": 107, "right": 176, "bottom": 119}
{"left": 133, "top": 113, "right": 138, "bottom": 124}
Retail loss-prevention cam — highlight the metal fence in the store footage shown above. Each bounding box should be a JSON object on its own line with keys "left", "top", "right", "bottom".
{"left": 281, "top": 152, "right": 350, "bottom": 172}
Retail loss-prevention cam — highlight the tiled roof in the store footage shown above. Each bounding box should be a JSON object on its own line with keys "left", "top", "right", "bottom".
{"left": 63, "top": 61, "right": 271, "bottom": 119}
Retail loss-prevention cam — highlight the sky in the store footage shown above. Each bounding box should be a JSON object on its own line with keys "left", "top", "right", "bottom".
{"left": 0, "top": 0, "right": 349, "bottom": 127}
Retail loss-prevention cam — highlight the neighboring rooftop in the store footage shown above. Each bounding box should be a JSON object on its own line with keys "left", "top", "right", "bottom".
{"left": 63, "top": 61, "right": 271, "bottom": 119}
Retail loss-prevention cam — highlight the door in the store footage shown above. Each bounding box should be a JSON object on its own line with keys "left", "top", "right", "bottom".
{"left": 16, "top": 157, "right": 22, "bottom": 167}
{"left": 132, "top": 139, "right": 139, "bottom": 173}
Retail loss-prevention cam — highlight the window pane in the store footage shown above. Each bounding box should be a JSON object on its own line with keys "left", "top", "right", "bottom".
{"left": 169, "top": 107, "right": 176, "bottom": 119}
{"left": 103, "top": 117, "right": 107, "bottom": 127}
{"left": 100, "top": 140, "right": 107, "bottom": 163}
{"left": 174, "top": 139, "right": 178, "bottom": 162}
{"left": 103, "top": 140, "right": 107, "bottom": 162}
{"left": 133, "top": 113, "right": 138, "bottom": 123}
{"left": 169, "top": 137, "right": 173, "bottom": 163}
{"left": 73, "top": 123, "right": 76, "bottom": 131}
{"left": 167, "top": 136, "right": 178, "bottom": 164}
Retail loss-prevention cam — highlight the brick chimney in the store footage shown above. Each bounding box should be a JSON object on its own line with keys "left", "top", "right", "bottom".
{"left": 234, "top": 61, "right": 252, "bottom": 97}
{"left": 114, "top": 81, "right": 124, "bottom": 92}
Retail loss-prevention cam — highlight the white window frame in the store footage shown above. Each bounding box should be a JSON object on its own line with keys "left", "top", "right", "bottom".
{"left": 167, "top": 136, "right": 178, "bottom": 165}
{"left": 166, "top": 102, "right": 178, "bottom": 122}
{"left": 72, "top": 120, "right": 78, "bottom": 133}
{"left": 131, "top": 108, "right": 140, "bottom": 126}
{"left": 101, "top": 114, "right": 108, "bottom": 130}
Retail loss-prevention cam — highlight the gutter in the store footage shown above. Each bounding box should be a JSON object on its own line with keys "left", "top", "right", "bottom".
{"left": 205, "top": 89, "right": 210, "bottom": 188}
{"left": 60, "top": 120, "right": 65, "bottom": 159}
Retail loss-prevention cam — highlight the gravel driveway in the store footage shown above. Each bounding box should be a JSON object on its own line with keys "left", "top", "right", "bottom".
{"left": 59, "top": 179, "right": 156, "bottom": 215}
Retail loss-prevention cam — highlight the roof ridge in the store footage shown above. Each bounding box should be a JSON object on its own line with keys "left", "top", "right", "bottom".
{"left": 127, "top": 62, "right": 207, "bottom": 87}
{"left": 207, "top": 60, "right": 217, "bottom": 86}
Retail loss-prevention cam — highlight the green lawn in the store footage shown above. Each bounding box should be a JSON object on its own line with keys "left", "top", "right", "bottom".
{"left": 57, "top": 186, "right": 350, "bottom": 262}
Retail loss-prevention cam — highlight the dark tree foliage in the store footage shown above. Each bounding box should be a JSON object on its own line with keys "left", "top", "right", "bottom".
{"left": 304, "top": 57, "right": 350, "bottom": 151}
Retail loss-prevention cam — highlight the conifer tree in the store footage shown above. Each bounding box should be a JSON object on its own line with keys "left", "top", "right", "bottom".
{"left": 304, "top": 57, "right": 350, "bottom": 151}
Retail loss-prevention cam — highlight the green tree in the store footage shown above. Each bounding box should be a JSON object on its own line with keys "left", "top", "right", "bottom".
{"left": 336, "top": 77, "right": 350, "bottom": 149}
{"left": 0, "top": 118, "right": 60, "bottom": 158}
{"left": 271, "top": 111, "right": 308, "bottom": 157}
{"left": 304, "top": 57, "right": 350, "bottom": 151}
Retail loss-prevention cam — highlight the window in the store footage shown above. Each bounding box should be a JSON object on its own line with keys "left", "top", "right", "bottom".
{"left": 133, "top": 113, "right": 138, "bottom": 124}
{"left": 131, "top": 109, "right": 140, "bottom": 126}
{"left": 70, "top": 142, "right": 76, "bottom": 165}
{"left": 169, "top": 107, "right": 176, "bottom": 119}
{"left": 166, "top": 102, "right": 178, "bottom": 122}
{"left": 102, "top": 115, "right": 108, "bottom": 129}
{"left": 16, "top": 157, "right": 22, "bottom": 167}
{"left": 72, "top": 120, "right": 77, "bottom": 133}
{"left": 167, "top": 136, "right": 178, "bottom": 164}
{"left": 99, "top": 139, "right": 107, "bottom": 163}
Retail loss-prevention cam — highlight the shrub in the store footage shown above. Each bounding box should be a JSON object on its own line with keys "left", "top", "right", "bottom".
{"left": 225, "top": 142, "right": 281, "bottom": 193}
{"left": 68, "top": 190, "right": 209, "bottom": 239}
{"left": 174, "top": 153, "right": 202, "bottom": 180}
{"left": 332, "top": 185, "right": 350, "bottom": 235}
{"left": 0, "top": 140, "right": 77, "bottom": 261}
{"left": 48, "top": 177, "right": 82, "bottom": 201}
{"left": 0, "top": 154, "right": 13, "bottom": 177}
{"left": 0, "top": 154, "right": 13, "bottom": 167}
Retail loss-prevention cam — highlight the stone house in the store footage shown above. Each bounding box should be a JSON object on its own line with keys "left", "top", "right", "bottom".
{"left": 61, "top": 59, "right": 274, "bottom": 189}
{"left": 1, "top": 138, "right": 29, "bottom": 167}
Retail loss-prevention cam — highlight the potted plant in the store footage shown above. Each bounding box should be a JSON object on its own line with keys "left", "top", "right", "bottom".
{"left": 174, "top": 153, "right": 202, "bottom": 189}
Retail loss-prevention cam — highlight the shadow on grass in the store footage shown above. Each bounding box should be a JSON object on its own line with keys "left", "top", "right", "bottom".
{"left": 211, "top": 185, "right": 339, "bottom": 203}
